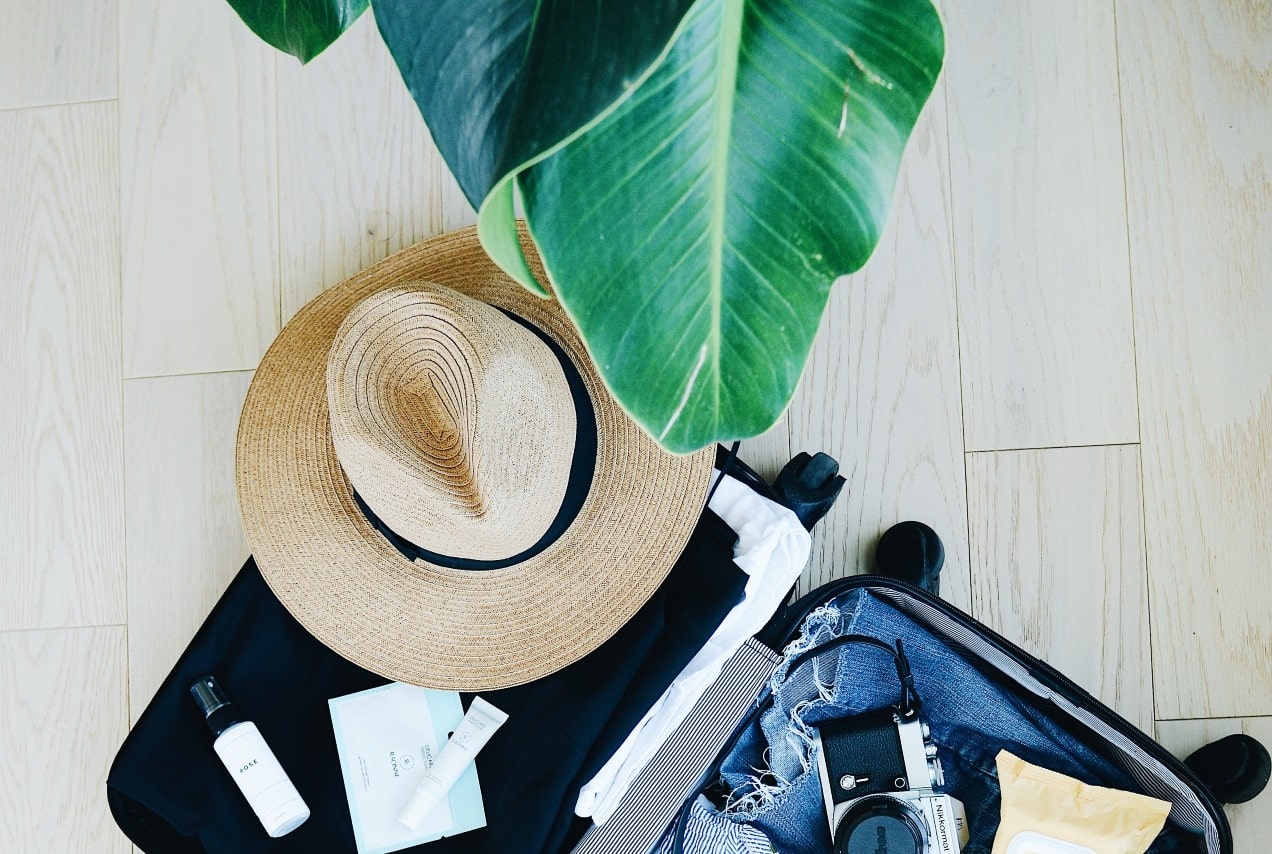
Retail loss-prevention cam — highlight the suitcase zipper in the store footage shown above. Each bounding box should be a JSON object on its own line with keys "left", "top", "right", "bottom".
{"left": 758, "top": 574, "right": 1234, "bottom": 853}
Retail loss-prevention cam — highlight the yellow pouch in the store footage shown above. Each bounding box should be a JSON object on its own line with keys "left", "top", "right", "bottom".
{"left": 991, "top": 750, "right": 1172, "bottom": 854}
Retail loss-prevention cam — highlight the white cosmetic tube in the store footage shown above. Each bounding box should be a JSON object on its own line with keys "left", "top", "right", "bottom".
{"left": 398, "top": 696, "right": 508, "bottom": 830}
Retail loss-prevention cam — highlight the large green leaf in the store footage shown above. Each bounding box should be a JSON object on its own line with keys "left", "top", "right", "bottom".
{"left": 225, "top": 0, "right": 368, "bottom": 63}
{"left": 373, "top": 0, "right": 697, "bottom": 248}
{"left": 520, "top": 0, "right": 944, "bottom": 452}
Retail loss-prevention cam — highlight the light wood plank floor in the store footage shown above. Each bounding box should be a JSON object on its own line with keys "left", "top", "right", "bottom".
{"left": 1, "top": 0, "right": 1269, "bottom": 849}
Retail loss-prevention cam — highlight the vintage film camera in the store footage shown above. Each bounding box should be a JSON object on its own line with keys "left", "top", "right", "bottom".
{"left": 810, "top": 639, "right": 968, "bottom": 854}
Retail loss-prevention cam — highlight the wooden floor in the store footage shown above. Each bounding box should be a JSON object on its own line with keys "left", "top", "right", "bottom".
{"left": 2, "top": 0, "right": 1270, "bottom": 849}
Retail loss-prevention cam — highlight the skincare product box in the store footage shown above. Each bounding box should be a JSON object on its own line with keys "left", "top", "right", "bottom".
{"left": 330, "top": 683, "right": 487, "bottom": 854}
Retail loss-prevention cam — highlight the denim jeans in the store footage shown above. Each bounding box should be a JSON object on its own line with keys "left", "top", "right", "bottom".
{"left": 673, "top": 590, "right": 1198, "bottom": 854}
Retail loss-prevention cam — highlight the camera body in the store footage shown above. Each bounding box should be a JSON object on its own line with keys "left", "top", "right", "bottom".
{"left": 813, "top": 708, "right": 968, "bottom": 854}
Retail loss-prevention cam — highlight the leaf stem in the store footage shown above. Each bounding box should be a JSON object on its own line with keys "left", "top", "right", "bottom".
{"left": 703, "top": 0, "right": 746, "bottom": 433}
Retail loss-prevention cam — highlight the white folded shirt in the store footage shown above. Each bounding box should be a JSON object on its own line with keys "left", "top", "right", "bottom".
{"left": 574, "top": 470, "right": 811, "bottom": 824}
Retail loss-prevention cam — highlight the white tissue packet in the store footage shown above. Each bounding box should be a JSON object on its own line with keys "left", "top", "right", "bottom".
{"left": 330, "top": 683, "right": 487, "bottom": 853}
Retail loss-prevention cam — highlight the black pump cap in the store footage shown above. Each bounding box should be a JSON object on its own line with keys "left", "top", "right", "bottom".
{"left": 190, "top": 675, "right": 241, "bottom": 738}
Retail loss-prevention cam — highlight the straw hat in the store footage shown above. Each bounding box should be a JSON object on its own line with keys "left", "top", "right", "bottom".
{"left": 236, "top": 226, "right": 714, "bottom": 690}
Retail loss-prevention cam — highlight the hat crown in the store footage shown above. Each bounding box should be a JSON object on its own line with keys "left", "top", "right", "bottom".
{"left": 327, "top": 286, "right": 576, "bottom": 561}
{"left": 389, "top": 363, "right": 485, "bottom": 517}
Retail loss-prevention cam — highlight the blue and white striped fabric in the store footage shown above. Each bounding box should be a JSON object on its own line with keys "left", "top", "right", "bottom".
{"left": 652, "top": 797, "right": 772, "bottom": 854}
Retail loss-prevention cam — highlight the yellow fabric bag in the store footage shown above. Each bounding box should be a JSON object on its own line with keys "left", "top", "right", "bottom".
{"left": 992, "top": 750, "right": 1172, "bottom": 854}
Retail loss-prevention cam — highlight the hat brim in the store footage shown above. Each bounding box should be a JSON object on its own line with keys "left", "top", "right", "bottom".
{"left": 236, "top": 227, "right": 714, "bottom": 689}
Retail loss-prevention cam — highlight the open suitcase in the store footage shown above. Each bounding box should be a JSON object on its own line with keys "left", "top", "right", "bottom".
{"left": 109, "top": 451, "right": 1234, "bottom": 854}
{"left": 574, "top": 458, "right": 1232, "bottom": 854}
{"left": 576, "top": 574, "right": 1231, "bottom": 853}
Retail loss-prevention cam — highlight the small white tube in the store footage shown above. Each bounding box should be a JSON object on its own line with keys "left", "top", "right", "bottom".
{"left": 398, "top": 696, "right": 508, "bottom": 830}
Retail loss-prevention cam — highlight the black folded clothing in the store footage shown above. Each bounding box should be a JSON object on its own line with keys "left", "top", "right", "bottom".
{"left": 108, "top": 509, "right": 744, "bottom": 854}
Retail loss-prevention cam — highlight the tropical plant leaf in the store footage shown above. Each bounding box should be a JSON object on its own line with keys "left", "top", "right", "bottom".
{"left": 225, "top": 0, "right": 368, "bottom": 63}
{"left": 520, "top": 0, "right": 944, "bottom": 453}
{"left": 373, "top": 0, "right": 698, "bottom": 258}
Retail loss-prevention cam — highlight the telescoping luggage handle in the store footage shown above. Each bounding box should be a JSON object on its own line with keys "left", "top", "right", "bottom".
{"left": 670, "top": 633, "right": 921, "bottom": 854}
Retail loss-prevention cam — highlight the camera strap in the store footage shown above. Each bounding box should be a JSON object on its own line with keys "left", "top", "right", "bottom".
{"left": 780, "top": 634, "right": 921, "bottom": 718}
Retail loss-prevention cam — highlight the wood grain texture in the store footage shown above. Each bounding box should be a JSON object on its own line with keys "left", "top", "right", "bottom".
{"left": 0, "top": 627, "right": 129, "bottom": 852}
{"left": 1157, "top": 717, "right": 1272, "bottom": 847}
{"left": 0, "top": 102, "right": 125, "bottom": 631}
{"left": 119, "top": 0, "right": 278, "bottom": 378}
{"left": 967, "top": 446, "right": 1153, "bottom": 731}
{"left": 0, "top": 0, "right": 116, "bottom": 111}
{"left": 124, "top": 372, "right": 252, "bottom": 719}
{"left": 788, "top": 94, "right": 971, "bottom": 610}
{"left": 738, "top": 419, "right": 791, "bottom": 484}
{"left": 1116, "top": 0, "right": 1272, "bottom": 719}
{"left": 277, "top": 14, "right": 476, "bottom": 323}
{"left": 945, "top": 0, "right": 1138, "bottom": 451}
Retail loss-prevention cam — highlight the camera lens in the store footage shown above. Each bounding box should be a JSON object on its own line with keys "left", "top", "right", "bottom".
{"left": 833, "top": 795, "right": 927, "bottom": 854}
